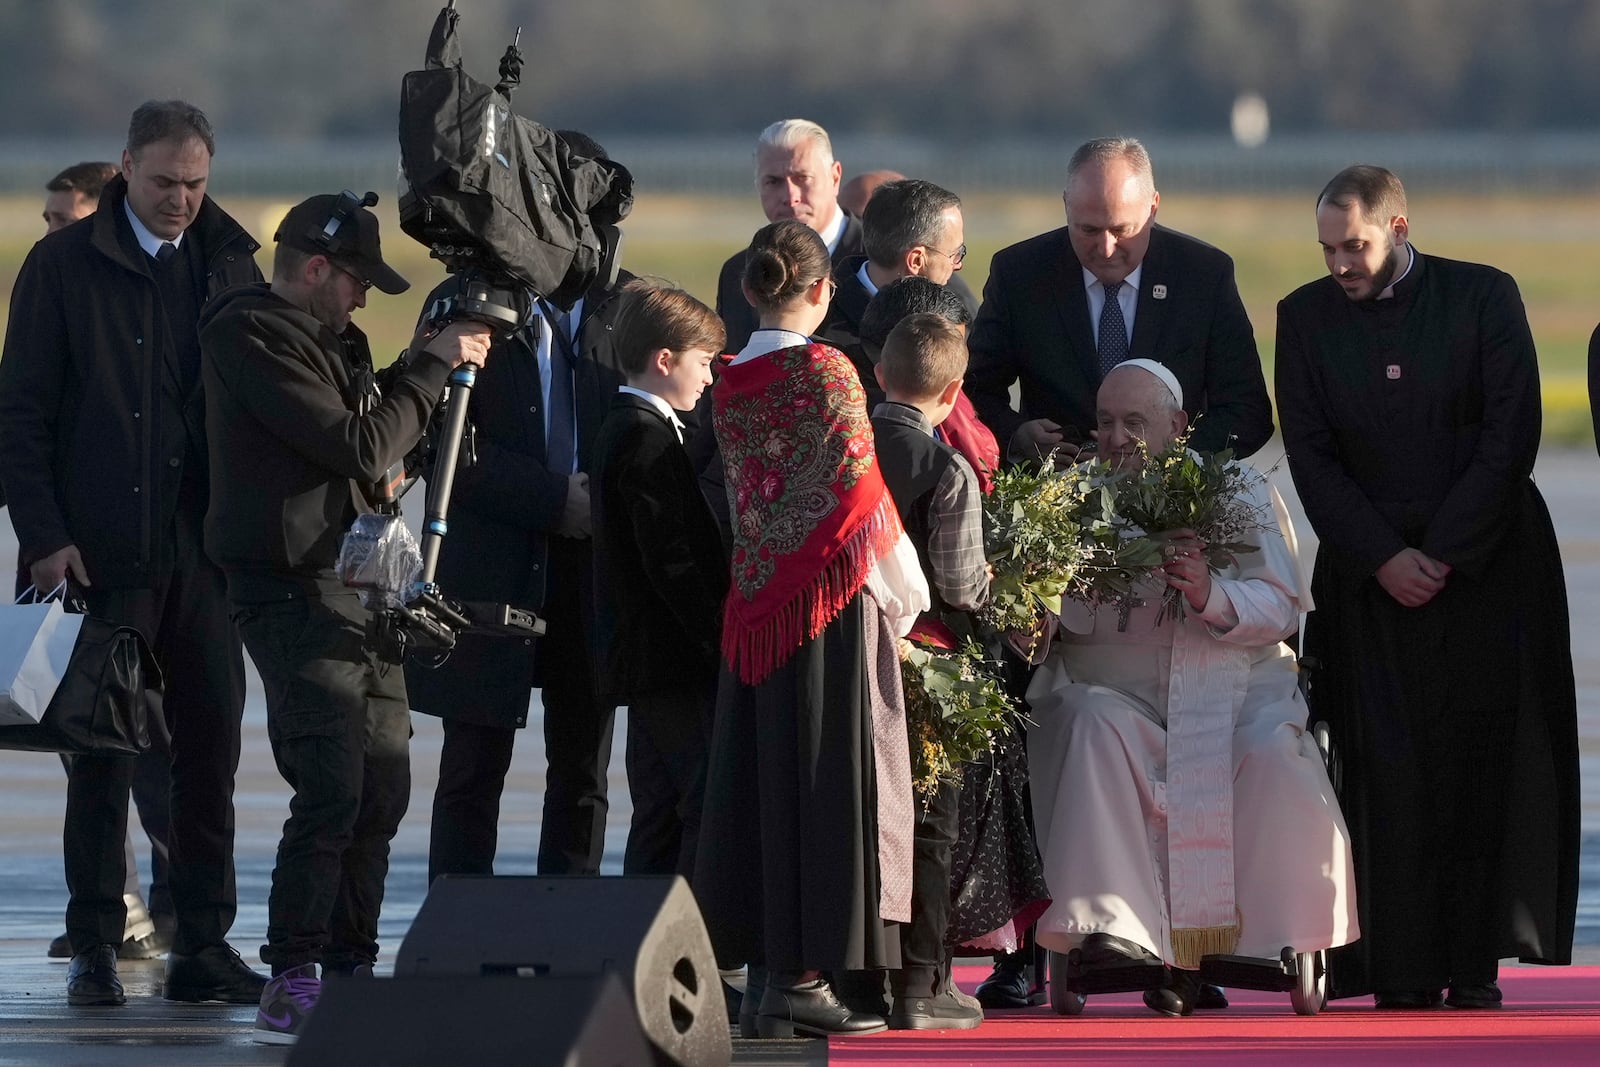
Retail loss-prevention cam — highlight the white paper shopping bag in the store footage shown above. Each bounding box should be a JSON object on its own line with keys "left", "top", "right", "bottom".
{"left": 0, "top": 598, "right": 86, "bottom": 727}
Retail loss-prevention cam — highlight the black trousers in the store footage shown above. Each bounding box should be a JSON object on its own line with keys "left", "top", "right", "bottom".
{"left": 621, "top": 687, "right": 714, "bottom": 878}
{"left": 60, "top": 691, "right": 172, "bottom": 921}
{"left": 237, "top": 591, "right": 410, "bottom": 975}
{"left": 894, "top": 781, "right": 960, "bottom": 998}
{"left": 65, "top": 515, "right": 245, "bottom": 954}
{"left": 429, "top": 538, "right": 616, "bottom": 879}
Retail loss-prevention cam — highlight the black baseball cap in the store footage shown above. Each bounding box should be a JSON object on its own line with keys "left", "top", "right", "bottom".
{"left": 274, "top": 192, "right": 409, "bottom": 295}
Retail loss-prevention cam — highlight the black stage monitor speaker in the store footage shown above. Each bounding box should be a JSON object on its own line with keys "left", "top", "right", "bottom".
{"left": 394, "top": 875, "right": 731, "bottom": 1067}
{"left": 286, "top": 972, "right": 653, "bottom": 1066}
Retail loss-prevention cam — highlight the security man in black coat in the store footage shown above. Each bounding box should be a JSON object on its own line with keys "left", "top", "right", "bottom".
{"left": 408, "top": 268, "right": 636, "bottom": 880}
{"left": 0, "top": 100, "right": 265, "bottom": 1006}
{"left": 406, "top": 131, "right": 635, "bottom": 881}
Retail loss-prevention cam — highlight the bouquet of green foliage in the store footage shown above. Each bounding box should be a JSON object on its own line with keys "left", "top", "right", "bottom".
{"left": 1111, "top": 432, "right": 1273, "bottom": 621}
{"left": 980, "top": 460, "right": 1163, "bottom": 637}
{"left": 900, "top": 638, "right": 1020, "bottom": 800}
{"left": 980, "top": 461, "right": 1092, "bottom": 634}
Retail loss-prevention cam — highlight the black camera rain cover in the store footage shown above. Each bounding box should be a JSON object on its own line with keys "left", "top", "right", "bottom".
{"left": 398, "top": 5, "right": 633, "bottom": 309}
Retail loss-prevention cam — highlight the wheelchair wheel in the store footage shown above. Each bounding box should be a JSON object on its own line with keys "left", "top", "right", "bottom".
{"left": 1290, "top": 950, "right": 1326, "bottom": 1015}
{"left": 1048, "top": 950, "right": 1086, "bottom": 1015}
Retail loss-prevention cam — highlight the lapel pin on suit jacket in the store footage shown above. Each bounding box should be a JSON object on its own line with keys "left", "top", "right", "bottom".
{"left": 1152, "top": 283, "right": 1168, "bottom": 300}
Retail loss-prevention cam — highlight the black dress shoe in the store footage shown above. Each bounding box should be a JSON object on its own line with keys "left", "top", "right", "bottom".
{"left": 164, "top": 944, "right": 269, "bottom": 1004}
{"left": 48, "top": 932, "right": 72, "bottom": 959}
{"left": 67, "top": 945, "right": 126, "bottom": 1006}
{"left": 1195, "top": 982, "right": 1229, "bottom": 1009}
{"left": 1445, "top": 982, "right": 1503, "bottom": 1009}
{"left": 1079, "top": 932, "right": 1161, "bottom": 967}
{"left": 1143, "top": 968, "right": 1200, "bottom": 1017}
{"left": 756, "top": 976, "right": 886, "bottom": 1038}
{"left": 1374, "top": 989, "right": 1444, "bottom": 1010}
{"left": 975, "top": 951, "right": 1045, "bottom": 1008}
{"left": 888, "top": 990, "right": 984, "bottom": 1030}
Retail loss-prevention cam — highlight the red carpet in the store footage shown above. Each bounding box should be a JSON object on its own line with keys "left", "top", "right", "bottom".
{"left": 827, "top": 964, "right": 1600, "bottom": 1065}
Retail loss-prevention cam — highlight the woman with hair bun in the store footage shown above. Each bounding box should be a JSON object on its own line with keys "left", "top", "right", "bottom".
{"left": 695, "top": 219, "right": 929, "bottom": 1038}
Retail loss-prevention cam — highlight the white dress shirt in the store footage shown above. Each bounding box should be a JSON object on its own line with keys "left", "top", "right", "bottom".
{"left": 617, "top": 385, "right": 685, "bottom": 444}
{"left": 124, "top": 200, "right": 183, "bottom": 257}
{"left": 1083, "top": 264, "right": 1142, "bottom": 349}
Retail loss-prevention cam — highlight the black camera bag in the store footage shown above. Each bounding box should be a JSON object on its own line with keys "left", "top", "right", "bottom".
{"left": 398, "top": 4, "right": 633, "bottom": 309}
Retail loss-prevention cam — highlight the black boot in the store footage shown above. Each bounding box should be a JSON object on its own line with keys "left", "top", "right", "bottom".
{"left": 756, "top": 972, "right": 887, "bottom": 1038}
{"left": 975, "top": 940, "right": 1044, "bottom": 1008}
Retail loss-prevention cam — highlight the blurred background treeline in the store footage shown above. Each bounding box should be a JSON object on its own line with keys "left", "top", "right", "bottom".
{"left": 6, "top": 0, "right": 1600, "bottom": 140}
{"left": 1, "top": 0, "right": 1598, "bottom": 440}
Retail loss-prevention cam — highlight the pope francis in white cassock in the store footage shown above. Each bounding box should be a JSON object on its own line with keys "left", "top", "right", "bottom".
{"left": 1026, "top": 359, "right": 1359, "bottom": 1015}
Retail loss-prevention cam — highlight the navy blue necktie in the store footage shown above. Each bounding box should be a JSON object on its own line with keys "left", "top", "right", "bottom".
{"left": 1097, "top": 279, "right": 1129, "bottom": 379}
{"left": 154, "top": 241, "right": 177, "bottom": 265}
{"left": 540, "top": 304, "right": 577, "bottom": 475}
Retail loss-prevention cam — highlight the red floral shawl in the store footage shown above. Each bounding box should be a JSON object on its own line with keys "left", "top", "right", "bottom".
{"left": 714, "top": 341, "right": 903, "bottom": 684}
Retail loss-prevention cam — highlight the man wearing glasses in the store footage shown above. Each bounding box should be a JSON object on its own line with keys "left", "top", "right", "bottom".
{"left": 200, "top": 191, "right": 491, "bottom": 1044}
{"left": 824, "top": 178, "right": 968, "bottom": 408}
{"left": 966, "top": 136, "right": 1273, "bottom": 465}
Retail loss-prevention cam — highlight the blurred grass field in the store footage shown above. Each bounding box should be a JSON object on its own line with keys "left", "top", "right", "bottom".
{"left": 1, "top": 191, "right": 1594, "bottom": 443}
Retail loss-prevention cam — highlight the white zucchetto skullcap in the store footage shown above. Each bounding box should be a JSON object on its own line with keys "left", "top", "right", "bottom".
{"left": 1111, "top": 358, "right": 1183, "bottom": 409}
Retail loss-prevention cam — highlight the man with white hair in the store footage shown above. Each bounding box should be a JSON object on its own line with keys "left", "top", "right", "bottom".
{"left": 1025, "top": 359, "right": 1359, "bottom": 1016}
{"left": 714, "top": 119, "right": 863, "bottom": 353}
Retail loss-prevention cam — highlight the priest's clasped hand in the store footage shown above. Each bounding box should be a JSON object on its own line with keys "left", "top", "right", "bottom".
{"left": 1375, "top": 547, "right": 1451, "bottom": 608}
{"left": 1159, "top": 529, "right": 1212, "bottom": 612}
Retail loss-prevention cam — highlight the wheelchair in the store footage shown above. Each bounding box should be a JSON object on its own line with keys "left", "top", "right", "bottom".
{"left": 1046, "top": 651, "right": 1340, "bottom": 1018}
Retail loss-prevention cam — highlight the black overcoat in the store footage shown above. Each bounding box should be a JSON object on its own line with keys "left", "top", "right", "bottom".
{"left": 0, "top": 176, "right": 261, "bottom": 587}
{"left": 405, "top": 273, "right": 632, "bottom": 727}
{"left": 1275, "top": 251, "right": 1579, "bottom": 996}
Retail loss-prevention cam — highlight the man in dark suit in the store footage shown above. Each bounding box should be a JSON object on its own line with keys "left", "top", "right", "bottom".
{"left": 966, "top": 137, "right": 1272, "bottom": 463}
{"left": 590, "top": 284, "right": 729, "bottom": 878}
{"left": 408, "top": 132, "right": 633, "bottom": 882}
{"left": 714, "top": 119, "right": 863, "bottom": 354}
{"left": 0, "top": 100, "right": 266, "bottom": 1006}
{"left": 824, "top": 178, "right": 967, "bottom": 406}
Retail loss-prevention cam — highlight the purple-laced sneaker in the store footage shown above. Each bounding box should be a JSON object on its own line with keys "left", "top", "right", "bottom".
{"left": 253, "top": 963, "right": 321, "bottom": 1045}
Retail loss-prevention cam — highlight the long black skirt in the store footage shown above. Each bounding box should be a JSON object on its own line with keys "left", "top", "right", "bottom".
{"left": 945, "top": 730, "right": 1052, "bottom": 950}
{"left": 693, "top": 595, "right": 901, "bottom": 973}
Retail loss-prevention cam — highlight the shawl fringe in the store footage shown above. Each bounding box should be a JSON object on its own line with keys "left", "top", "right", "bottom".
{"left": 724, "top": 496, "right": 900, "bottom": 684}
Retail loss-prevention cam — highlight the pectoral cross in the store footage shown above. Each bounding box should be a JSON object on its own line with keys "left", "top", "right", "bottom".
{"left": 1114, "top": 593, "right": 1146, "bottom": 632}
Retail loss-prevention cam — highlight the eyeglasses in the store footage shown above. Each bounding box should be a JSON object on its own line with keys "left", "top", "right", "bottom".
{"left": 816, "top": 276, "right": 837, "bottom": 300}
{"left": 333, "top": 263, "right": 374, "bottom": 294}
{"left": 926, "top": 243, "right": 967, "bottom": 268}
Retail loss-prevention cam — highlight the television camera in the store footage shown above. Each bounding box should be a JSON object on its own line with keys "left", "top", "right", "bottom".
{"left": 343, "top": 0, "right": 633, "bottom": 663}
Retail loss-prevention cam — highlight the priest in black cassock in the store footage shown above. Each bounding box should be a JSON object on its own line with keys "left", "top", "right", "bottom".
{"left": 1275, "top": 165, "right": 1579, "bottom": 1010}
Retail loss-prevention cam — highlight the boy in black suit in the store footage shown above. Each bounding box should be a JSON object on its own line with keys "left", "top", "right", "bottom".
{"left": 868, "top": 313, "right": 988, "bottom": 1031}
{"left": 590, "top": 283, "right": 729, "bottom": 877}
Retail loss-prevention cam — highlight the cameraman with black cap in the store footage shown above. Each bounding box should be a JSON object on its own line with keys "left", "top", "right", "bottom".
{"left": 199, "top": 191, "right": 491, "bottom": 1045}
